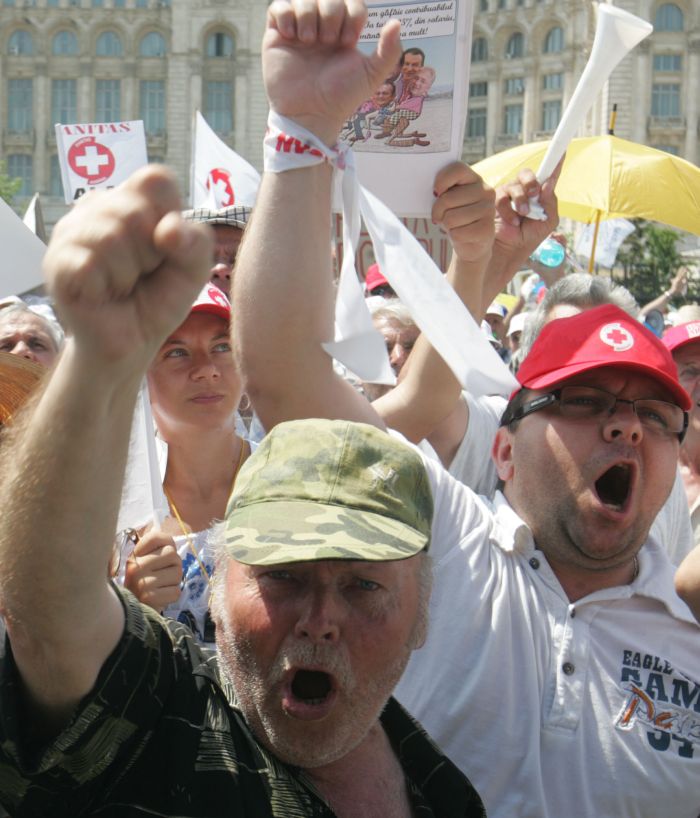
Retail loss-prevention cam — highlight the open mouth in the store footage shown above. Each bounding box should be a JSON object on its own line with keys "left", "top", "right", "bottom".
{"left": 594, "top": 463, "right": 632, "bottom": 511}
{"left": 290, "top": 670, "right": 333, "bottom": 706}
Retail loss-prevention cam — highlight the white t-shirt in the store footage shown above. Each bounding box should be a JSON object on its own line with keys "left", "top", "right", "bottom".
{"left": 398, "top": 459, "right": 700, "bottom": 818}
{"left": 447, "top": 392, "right": 503, "bottom": 496}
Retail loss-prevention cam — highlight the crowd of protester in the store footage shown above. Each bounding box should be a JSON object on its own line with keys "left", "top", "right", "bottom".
{"left": 0, "top": 2, "right": 699, "bottom": 816}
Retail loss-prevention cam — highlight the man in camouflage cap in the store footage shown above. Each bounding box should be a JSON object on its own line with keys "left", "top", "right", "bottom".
{"left": 0, "top": 167, "right": 485, "bottom": 815}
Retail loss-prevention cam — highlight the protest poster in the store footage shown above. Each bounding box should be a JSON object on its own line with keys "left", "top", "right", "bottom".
{"left": 0, "top": 196, "right": 46, "bottom": 297}
{"left": 341, "top": 0, "right": 473, "bottom": 216}
{"left": 55, "top": 120, "right": 148, "bottom": 203}
{"left": 190, "top": 111, "right": 260, "bottom": 209}
{"left": 575, "top": 218, "right": 636, "bottom": 268}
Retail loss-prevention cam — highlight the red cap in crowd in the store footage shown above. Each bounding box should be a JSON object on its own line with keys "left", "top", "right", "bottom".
{"left": 190, "top": 284, "right": 232, "bottom": 322}
{"left": 365, "top": 263, "right": 389, "bottom": 293}
{"left": 662, "top": 321, "right": 700, "bottom": 355}
{"left": 515, "top": 304, "right": 691, "bottom": 410}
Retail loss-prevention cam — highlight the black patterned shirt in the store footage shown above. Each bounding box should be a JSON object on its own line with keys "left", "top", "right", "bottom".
{"left": 0, "top": 587, "right": 485, "bottom": 817}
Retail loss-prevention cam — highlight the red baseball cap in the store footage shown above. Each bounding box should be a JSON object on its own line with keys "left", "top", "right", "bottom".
{"left": 662, "top": 321, "right": 700, "bottom": 354}
{"left": 365, "top": 263, "right": 389, "bottom": 293}
{"left": 516, "top": 303, "right": 691, "bottom": 410}
{"left": 190, "top": 284, "right": 231, "bottom": 322}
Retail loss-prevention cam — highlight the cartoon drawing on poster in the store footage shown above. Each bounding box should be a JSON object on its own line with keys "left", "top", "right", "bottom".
{"left": 341, "top": 1, "right": 456, "bottom": 154}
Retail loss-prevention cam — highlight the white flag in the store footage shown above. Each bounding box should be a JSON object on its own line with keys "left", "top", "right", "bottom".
{"left": 191, "top": 111, "right": 260, "bottom": 209}
{"left": 22, "top": 193, "right": 47, "bottom": 244}
{"left": 0, "top": 197, "right": 45, "bottom": 297}
{"left": 55, "top": 120, "right": 148, "bottom": 204}
{"left": 575, "top": 218, "right": 636, "bottom": 268}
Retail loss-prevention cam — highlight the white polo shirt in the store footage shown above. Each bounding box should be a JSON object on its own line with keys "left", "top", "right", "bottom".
{"left": 401, "top": 463, "right": 700, "bottom": 818}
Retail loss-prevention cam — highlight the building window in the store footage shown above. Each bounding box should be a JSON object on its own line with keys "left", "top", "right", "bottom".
{"left": 542, "top": 99, "right": 561, "bottom": 131}
{"left": 7, "top": 79, "right": 33, "bottom": 132}
{"left": 543, "top": 26, "right": 564, "bottom": 54}
{"left": 204, "top": 80, "right": 233, "bottom": 133}
{"left": 113, "top": 0, "right": 126, "bottom": 6}
{"left": 471, "top": 37, "right": 488, "bottom": 62}
{"left": 96, "top": 79, "right": 121, "bottom": 121}
{"left": 504, "top": 77, "right": 525, "bottom": 95}
{"left": 3, "top": 0, "right": 16, "bottom": 6}
{"left": 504, "top": 103, "right": 523, "bottom": 135}
{"left": 505, "top": 32, "right": 524, "bottom": 59}
{"left": 96, "top": 31, "right": 123, "bottom": 57}
{"left": 651, "top": 83, "right": 681, "bottom": 117}
{"left": 653, "top": 54, "right": 682, "bottom": 72}
{"left": 8, "top": 30, "right": 34, "bottom": 55}
{"left": 140, "top": 80, "right": 166, "bottom": 134}
{"left": 469, "top": 81, "right": 488, "bottom": 98}
{"left": 140, "top": 31, "right": 166, "bottom": 57}
{"left": 52, "top": 30, "right": 79, "bottom": 56}
{"left": 92, "top": 0, "right": 104, "bottom": 6}
{"left": 136, "top": 0, "right": 148, "bottom": 7}
{"left": 654, "top": 3, "right": 683, "bottom": 32}
{"left": 50, "top": 154, "right": 63, "bottom": 197}
{"left": 479, "top": 0, "right": 488, "bottom": 10}
{"left": 467, "top": 107, "right": 487, "bottom": 138}
{"left": 206, "top": 31, "right": 235, "bottom": 58}
{"left": 498, "top": 0, "right": 506, "bottom": 8}
{"left": 47, "top": 0, "right": 59, "bottom": 6}
{"left": 543, "top": 72, "right": 563, "bottom": 90}
{"left": 7, "top": 155, "right": 33, "bottom": 196}
{"left": 52, "top": 79, "right": 77, "bottom": 124}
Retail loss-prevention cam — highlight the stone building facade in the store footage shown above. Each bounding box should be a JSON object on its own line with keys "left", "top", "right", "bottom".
{"left": 0, "top": 0, "right": 268, "bottom": 225}
{"left": 0, "top": 0, "right": 698, "bottom": 230}
{"left": 464, "top": 0, "right": 699, "bottom": 165}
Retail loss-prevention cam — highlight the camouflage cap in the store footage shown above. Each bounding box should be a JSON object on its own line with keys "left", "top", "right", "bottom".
{"left": 223, "top": 419, "right": 433, "bottom": 565}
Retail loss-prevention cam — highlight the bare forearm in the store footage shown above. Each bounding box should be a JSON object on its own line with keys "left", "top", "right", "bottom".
{"left": 0, "top": 342, "right": 141, "bottom": 707}
{"left": 376, "top": 252, "right": 487, "bottom": 442}
{"left": 235, "top": 166, "right": 381, "bottom": 428}
{"left": 675, "top": 546, "right": 700, "bottom": 622}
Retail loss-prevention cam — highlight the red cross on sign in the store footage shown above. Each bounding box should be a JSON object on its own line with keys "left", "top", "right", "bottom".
{"left": 600, "top": 323, "right": 634, "bottom": 352}
{"left": 206, "top": 168, "right": 235, "bottom": 207}
{"left": 67, "top": 137, "right": 116, "bottom": 184}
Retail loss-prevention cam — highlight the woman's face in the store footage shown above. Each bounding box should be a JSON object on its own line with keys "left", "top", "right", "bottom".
{"left": 147, "top": 312, "right": 241, "bottom": 437}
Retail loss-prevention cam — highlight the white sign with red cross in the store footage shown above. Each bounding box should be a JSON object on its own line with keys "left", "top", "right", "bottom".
{"left": 55, "top": 120, "right": 148, "bottom": 204}
{"left": 191, "top": 111, "right": 260, "bottom": 209}
{"left": 600, "top": 322, "right": 634, "bottom": 352}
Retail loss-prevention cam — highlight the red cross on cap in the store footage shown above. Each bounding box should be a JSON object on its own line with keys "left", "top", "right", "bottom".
{"left": 599, "top": 322, "right": 634, "bottom": 352}
{"left": 207, "top": 286, "right": 229, "bottom": 308}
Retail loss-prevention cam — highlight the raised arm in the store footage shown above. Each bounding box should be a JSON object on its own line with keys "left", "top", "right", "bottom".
{"left": 675, "top": 546, "right": 700, "bottom": 622}
{"left": 234, "top": 2, "right": 401, "bottom": 430}
{"left": 373, "top": 167, "right": 560, "bottom": 456}
{"left": 0, "top": 167, "right": 211, "bottom": 731}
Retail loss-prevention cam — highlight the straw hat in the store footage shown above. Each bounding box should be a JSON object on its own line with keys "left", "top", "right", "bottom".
{"left": 0, "top": 352, "right": 44, "bottom": 425}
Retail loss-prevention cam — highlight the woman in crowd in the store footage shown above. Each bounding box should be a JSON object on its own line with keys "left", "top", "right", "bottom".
{"left": 117, "top": 284, "right": 251, "bottom": 647}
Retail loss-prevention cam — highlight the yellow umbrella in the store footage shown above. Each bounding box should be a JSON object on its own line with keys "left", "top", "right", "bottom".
{"left": 474, "top": 135, "right": 700, "bottom": 270}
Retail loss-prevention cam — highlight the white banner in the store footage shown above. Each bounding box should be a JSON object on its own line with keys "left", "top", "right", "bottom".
{"left": 191, "top": 111, "right": 260, "bottom": 209}
{"left": 55, "top": 120, "right": 148, "bottom": 204}
{"left": 575, "top": 218, "right": 636, "bottom": 268}
{"left": 0, "top": 196, "right": 46, "bottom": 297}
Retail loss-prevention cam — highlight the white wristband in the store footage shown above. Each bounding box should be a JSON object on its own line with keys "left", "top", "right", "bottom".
{"left": 263, "top": 110, "right": 348, "bottom": 173}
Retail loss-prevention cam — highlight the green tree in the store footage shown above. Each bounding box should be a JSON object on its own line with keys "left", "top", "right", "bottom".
{"left": 0, "top": 160, "right": 22, "bottom": 206}
{"left": 616, "top": 220, "right": 685, "bottom": 306}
